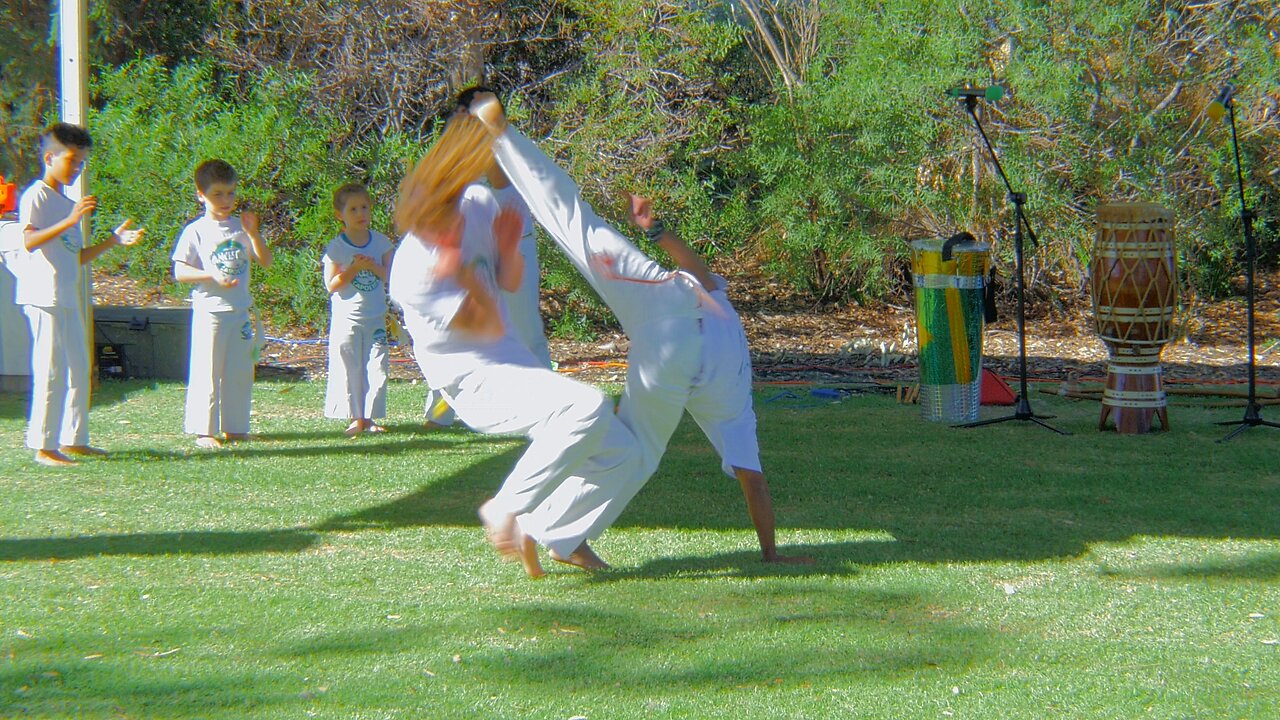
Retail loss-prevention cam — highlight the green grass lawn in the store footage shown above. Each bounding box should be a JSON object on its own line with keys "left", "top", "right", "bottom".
{"left": 1, "top": 378, "right": 1277, "bottom": 719}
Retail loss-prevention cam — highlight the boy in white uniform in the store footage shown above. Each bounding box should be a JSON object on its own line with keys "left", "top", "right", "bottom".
{"left": 17, "top": 122, "right": 144, "bottom": 467}
{"left": 467, "top": 95, "right": 808, "bottom": 566}
{"left": 390, "top": 168, "right": 643, "bottom": 577}
{"left": 323, "top": 183, "right": 393, "bottom": 436}
{"left": 171, "top": 159, "right": 273, "bottom": 449}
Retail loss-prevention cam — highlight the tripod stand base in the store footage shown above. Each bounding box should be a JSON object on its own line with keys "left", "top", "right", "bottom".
{"left": 1217, "top": 403, "right": 1280, "bottom": 442}
{"left": 954, "top": 396, "right": 1071, "bottom": 435}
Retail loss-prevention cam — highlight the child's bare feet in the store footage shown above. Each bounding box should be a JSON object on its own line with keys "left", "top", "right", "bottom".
{"left": 469, "top": 93, "right": 507, "bottom": 136}
{"left": 223, "top": 432, "right": 257, "bottom": 442}
{"left": 478, "top": 499, "right": 518, "bottom": 559}
{"left": 34, "top": 449, "right": 77, "bottom": 467}
{"left": 60, "top": 445, "right": 107, "bottom": 458}
{"left": 550, "top": 541, "right": 610, "bottom": 571}
{"left": 364, "top": 421, "right": 386, "bottom": 434}
{"left": 344, "top": 420, "right": 363, "bottom": 438}
{"left": 195, "top": 435, "right": 223, "bottom": 449}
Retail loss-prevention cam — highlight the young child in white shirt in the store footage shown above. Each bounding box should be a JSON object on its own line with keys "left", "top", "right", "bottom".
{"left": 16, "top": 122, "right": 143, "bottom": 467}
{"left": 171, "top": 159, "right": 273, "bottom": 449}
{"left": 323, "top": 183, "right": 393, "bottom": 436}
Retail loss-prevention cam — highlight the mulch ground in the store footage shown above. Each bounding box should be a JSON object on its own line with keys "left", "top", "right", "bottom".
{"left": 92, "top": 266, "right": 1280, "bottom": 390}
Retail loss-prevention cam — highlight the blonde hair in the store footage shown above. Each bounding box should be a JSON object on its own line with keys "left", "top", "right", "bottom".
{"left": 394, "top": 114, "right": 494, "bottom": 237}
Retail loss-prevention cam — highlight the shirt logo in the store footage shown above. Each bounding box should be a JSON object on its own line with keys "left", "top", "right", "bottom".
{"left": 352, "top": 269, "right": 380, "bottom": 293}
{"left": 372, "top": 328, "right": 387, "bottom": 347}
{"left": 213, "top": 239, "right": 249, "bottom": 278}
{"left": 240, "top": 320, "right": 254, "bottom": 341}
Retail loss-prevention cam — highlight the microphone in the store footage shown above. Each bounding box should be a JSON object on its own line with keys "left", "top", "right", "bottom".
{"left": 1206, "top": 81, "right": 1235, "bottom": 123}
{"left": 947, "top": 85, "right": 1005, "bottom": 101}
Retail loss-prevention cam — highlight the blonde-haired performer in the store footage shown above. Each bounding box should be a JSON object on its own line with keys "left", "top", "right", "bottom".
{"left": 390, "top": 116, "right": 643, "bottom": 577}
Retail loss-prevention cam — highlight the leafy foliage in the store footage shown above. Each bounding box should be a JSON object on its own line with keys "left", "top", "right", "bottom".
{"left": 90, "top": 59, "right": 419, "bottom": 330}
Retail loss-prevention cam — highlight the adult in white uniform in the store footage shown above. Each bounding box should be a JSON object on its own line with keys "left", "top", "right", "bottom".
{"left": 389, "top": 179, "right": 641, "bottom": 576}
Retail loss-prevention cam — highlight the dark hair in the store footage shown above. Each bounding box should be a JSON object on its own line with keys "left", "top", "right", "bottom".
{"left": 194, "top": 159, "right": 238, "bottom": 193}
{"left": 40, "top": 123, "right": 93, "bottom": 155}
{"left": 332, "top": 182, "right": 370, "bottom": 211}
{"left": 454, "top": 85, "right": 499, "bottom": 112}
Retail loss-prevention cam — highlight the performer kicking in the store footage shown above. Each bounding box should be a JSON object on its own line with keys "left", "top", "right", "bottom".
{"left": 389, "top": 116, "right": 643, "bottom": 577}
{"left": 465, "top": 91, "right": 810, "bottom": 567}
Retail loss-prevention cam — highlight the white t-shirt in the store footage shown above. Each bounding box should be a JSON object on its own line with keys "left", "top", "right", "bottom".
{"left": 324, "top": 230, "right": 392, "bottom": 322}
{"left": 171, "top": 214, "right": 254, "bottom": 312}
{"left": 15, "top": 180, "right": 83, "bottom": 308}
{"left": 386, "top": 181, "right": 512, "bottom": 353}
{"left": 490, "top": 184, "right": 547, "bottom": 353}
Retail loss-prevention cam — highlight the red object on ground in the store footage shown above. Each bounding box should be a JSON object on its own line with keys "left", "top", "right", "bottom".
{"left": 980, "top": 368, "right": 1016, "bottom": 405}
{"left": 0, "top": 176, "right": 16, "bottom": 214}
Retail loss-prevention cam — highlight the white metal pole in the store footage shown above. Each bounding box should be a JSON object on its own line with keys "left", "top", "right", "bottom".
{"left": 59, "top": 0, "right": 94, "bottom": 383}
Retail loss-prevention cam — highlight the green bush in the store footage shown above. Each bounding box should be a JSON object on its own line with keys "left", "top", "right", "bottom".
{"left": 90, "top": 58, "right": 423, "bottom": 333}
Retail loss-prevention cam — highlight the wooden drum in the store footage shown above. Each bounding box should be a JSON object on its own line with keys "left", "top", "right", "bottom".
{"left": 1090, "top": 202, "right": 1177, "bottom": 433}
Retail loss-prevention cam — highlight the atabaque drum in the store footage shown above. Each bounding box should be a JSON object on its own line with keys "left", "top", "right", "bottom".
{"left": 1090, "top": 202, "right": 1177, "bottom": 433}
{"left": 911, "top": 234, "right": 990, "bottom": 422}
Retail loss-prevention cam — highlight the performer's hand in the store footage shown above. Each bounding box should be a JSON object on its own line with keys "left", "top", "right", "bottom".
{"left": 241, "top": 210, "right": 261, "bottom": 236}
{"left": 113, "top": 219, "right": 145, "bottom": 246}
{"left": 73, "top": 195, "right": 98, "bottom": 221}
{"left": 493, "top": 205, "right": 522, "bottom": 260}
{"left": 215, "top": 275, "right": 240, "bottom": 289}
{"left": 628, "top": 193, "right": 653, "bottom": 231}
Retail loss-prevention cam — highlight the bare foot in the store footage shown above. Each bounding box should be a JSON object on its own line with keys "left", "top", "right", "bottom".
{"left": 764, "top": 552, "right": 815, "bottom": 565}
{"left": 195, "top": 435, "right": 223, "bottom": 449}
{"left": 469, "top": 93, "right": 507, "bottom": 136}
{"left": 550, "top": 542, "right": 611, "bottom": 571}
{"left": 223, "top": 433, "right": 257, "bottom": 442}
{"left": 344, "top": 421, "right": 363, "bottom": 438}
{"left": 364, "top": 421, "right": 386, "bottom": 434}
{"left": 34, "top": 449, "right": 77, "bottom": 467}
{"left": 478, "top": 499, "right": 518, "bottom": 559}
{"left": 511, "top": 521, "right": 545, "bottom": 579}
{"left": 60, "top": 445, "right": 107, "bottom": 457}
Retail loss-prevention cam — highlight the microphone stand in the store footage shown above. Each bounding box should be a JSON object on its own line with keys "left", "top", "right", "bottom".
{"left": 1217, "top": 95, "right": 1279, "bottom": 441}
{"left": 955, "top": 95, "right": 1069, "bottom": 434}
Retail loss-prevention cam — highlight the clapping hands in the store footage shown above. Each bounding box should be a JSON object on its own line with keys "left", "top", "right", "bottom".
{"left": 113, "top": 219, "right": 146, "bottom": 247}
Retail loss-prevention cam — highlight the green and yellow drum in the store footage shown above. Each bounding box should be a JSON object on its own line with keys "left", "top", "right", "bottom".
{"left": 911, "top": 234, "right": 990, "bottom": 422}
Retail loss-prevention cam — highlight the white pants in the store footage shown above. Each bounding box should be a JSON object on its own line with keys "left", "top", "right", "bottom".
{"left": 400, "top": 309, "right": 636, "bottom": 518}
{"left": 24, "top": 304, "right": 90, "bottom": 451}
{"left": 185, "top": 308, "right": 254, "bottom": 436}
{"left": 325, "top": 314, "right": 388, "bottom": 420}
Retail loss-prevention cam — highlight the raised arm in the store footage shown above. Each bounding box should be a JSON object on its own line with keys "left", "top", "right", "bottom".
{"left": 628, "top": 194, "right": 716, "bottom": 290}
{"left": 241, "top": 210, "right": 273, "bottom": 268}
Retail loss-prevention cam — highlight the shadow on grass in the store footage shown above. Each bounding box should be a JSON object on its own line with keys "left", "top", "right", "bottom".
{"left": 104, "top": 432, "right": 479, "bottom": 463}
{"left": 314, "top": 447, "right": 524, "bottom": 530}
{"left": 0, "top": 378, "right": 149, "bottom": 422}
{"left": 0, "top": 528, "right": 318, "bottom": 562}
{"left": 0, "top": 446, "right": 523, "bottom": 563}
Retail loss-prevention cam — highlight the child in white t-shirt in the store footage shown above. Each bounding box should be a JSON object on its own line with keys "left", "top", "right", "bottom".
{"left": 171, "top": 159, "right": 273, "bottom": 449}
{"left": 322, "top": 183, "right": 393, "bottom": 436}
{"left": 16, "top": 122, "right": 143, "bottom": 467}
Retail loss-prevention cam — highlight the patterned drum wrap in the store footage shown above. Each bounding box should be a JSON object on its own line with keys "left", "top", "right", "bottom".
{"left": 911, "top": 238, "right": 990, "bottom": 422}
{"left": 1090, "top": 202, "right": 1177, "bottom": 433}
